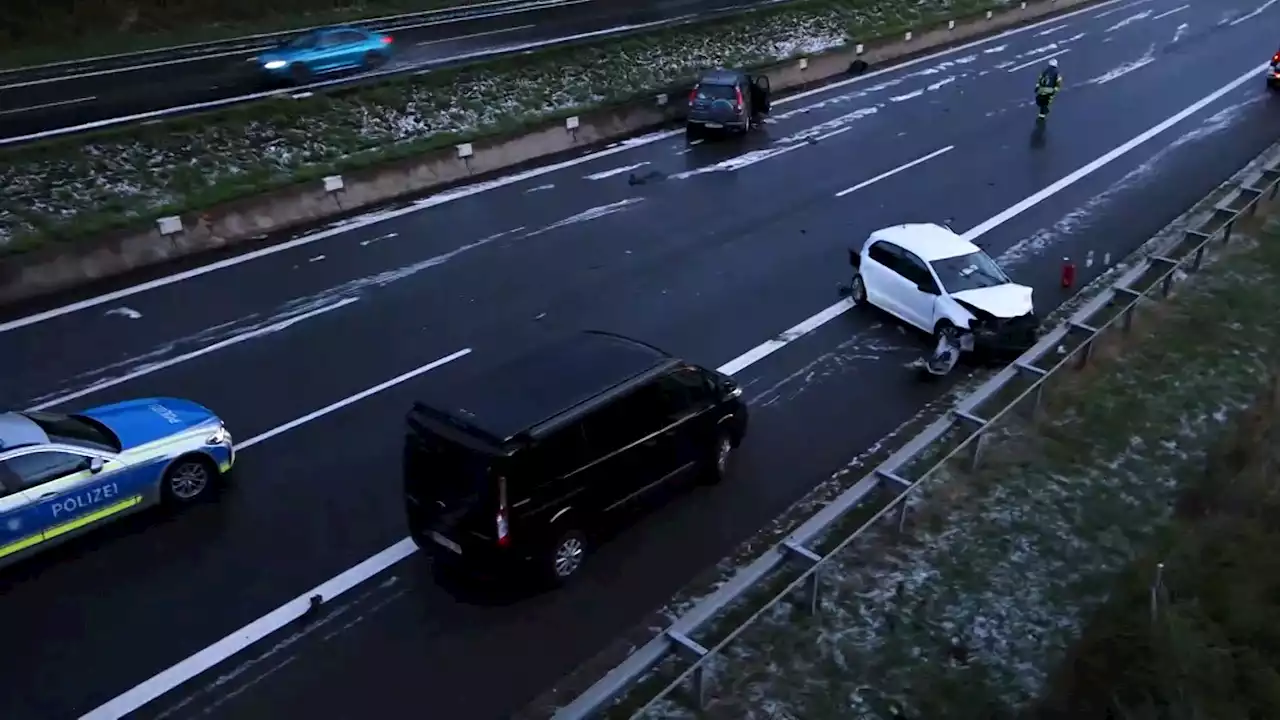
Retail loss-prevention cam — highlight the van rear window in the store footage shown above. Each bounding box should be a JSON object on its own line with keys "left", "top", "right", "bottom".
{"left": 407, "top": 431, "right": 493, "bottom": 501}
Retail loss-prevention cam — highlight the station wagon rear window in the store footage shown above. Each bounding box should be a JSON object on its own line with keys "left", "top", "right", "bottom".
{"left": 695, "top": 84, "right": 736, "bottom": 100}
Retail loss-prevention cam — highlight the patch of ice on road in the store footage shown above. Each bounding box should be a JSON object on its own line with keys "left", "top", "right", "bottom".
{"left": 1034, "top": 23, "right": 1068, "bottom": 36}
{"left": 926, "top": 76, "right": 958, "bottom": 92}
{"left": 999, "top": 97, "right": 1256, "bottom": 266}
{"left": 1084, "top": 43, "right": 1156, "bottom": 85}
{"left": 983, "top": 44, "right": 1008, "bottom": 54}
{"left": 773, "top": 106, "right": 880, "bottom": 145}
{"left": 890, "top": 89, "right": 925, "bottom": 102}
{"left": 522, "top": 198, "right": 644, "bottom": 237}
{"left": 1104, "top": 9, "right": 1151, "bottom": 32}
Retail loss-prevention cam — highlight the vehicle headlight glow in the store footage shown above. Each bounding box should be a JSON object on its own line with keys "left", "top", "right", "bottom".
{"left": 207, "top": 425, "right": 231, "bottom": 445}
{"left": 263, "top": 60, "right": 287, "bottom": 70}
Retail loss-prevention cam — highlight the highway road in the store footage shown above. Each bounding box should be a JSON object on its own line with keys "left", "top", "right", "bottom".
{"left": 0, "top": 0, "right": 771, "bottom": 142}
{"left": 1, "top": 0, "right": 1278, "bottom": 718}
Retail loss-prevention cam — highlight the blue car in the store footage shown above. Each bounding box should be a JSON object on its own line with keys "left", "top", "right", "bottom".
{"left": 253, "top": 26, "right": 395, "bottom": 85}
{"left": 0, "top": 398, "right": 234, "bottom": 569}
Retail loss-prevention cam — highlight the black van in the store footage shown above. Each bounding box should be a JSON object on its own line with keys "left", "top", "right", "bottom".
{"left": 403, "top": 331, "right": 748, "bottom": 586}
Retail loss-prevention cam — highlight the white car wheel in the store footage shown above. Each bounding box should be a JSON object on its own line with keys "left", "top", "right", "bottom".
{"left": 849, "top": 274, "right": 868, "bottom": 305}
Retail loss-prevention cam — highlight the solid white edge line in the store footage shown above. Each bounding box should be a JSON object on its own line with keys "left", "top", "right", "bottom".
{"left": 834, "top": 145, "right": 955, "bottom": 197}
{"left": 79, "top": 49, "right": 1258, "bottom": 720}
{"left": 1004, "top": 47, "right": 1071, "bottom": 74}
{"left": 25, "top": 297, "right": 359, "bottom": 412}
{"left": 76, "top": 346, "right": 472, "bottom": 720}
{"left": 236, "top": 347, "right": 472, "bottom": 450}
{"left": 0, "top": 0, "right": 1128, "bottom": 337}
{"left": 77, "top": 538, "right": 420, "bottom": 720}
{"left": 0, "top": 95, "right": 98, "bottom": 116}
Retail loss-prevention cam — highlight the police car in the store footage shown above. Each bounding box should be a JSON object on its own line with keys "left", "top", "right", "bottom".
{"left": 0, "top": 398, "right": 234, "bottom": 568}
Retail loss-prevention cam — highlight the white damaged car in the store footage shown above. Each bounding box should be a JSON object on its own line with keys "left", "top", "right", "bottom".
{"left": 846, "top": 223, "right": 1039, "bottom": 375}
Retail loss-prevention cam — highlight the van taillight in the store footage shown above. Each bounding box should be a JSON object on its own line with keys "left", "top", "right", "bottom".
{"left": 496, "top": 476, "right": 510, "bottom": 547}
{"left": 734, "top": 86, "right": 744, "bottom": 112}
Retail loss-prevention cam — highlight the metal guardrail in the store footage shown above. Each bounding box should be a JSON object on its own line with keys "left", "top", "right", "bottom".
{"left": 552, "top": 154, "right": 1280, "bottom": 719}
{"left": 0, "top": 0, "right": 575, "bottom": 76}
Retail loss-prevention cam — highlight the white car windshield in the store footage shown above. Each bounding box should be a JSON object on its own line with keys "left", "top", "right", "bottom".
{"left": 930, "top": 251, "right": 1010, "bottom": 293}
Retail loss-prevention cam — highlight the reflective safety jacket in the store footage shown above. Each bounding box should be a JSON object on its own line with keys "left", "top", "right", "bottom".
{"left": 1036, "top": 68, "right": 1063, "bottom": 96}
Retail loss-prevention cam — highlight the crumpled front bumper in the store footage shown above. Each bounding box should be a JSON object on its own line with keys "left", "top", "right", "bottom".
{"left": 968, "top": 312, "right": 1040, "bottom": 356}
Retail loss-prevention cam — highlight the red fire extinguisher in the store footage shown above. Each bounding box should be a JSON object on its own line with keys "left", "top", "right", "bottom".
{"left": 1060, "top": 256, "right": 1075, "bottom": 288}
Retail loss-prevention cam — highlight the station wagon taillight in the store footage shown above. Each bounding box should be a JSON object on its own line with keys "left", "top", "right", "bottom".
{"left": 734, "top": 86, "right": 744, "bottom": 112}
{"left": 495, "top": 476, "right": 510, "bottom": 547}
{"left": 382, "top": 35, "right": 393, "bottom": 45}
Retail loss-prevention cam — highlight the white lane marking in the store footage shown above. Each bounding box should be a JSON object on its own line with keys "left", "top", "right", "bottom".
{"left": 1105, "top": 9, "right": 1151, "bottom": 32}
{"left": 670, "top": 127, "right": 853, "bottom": 180}
{"left": 94, "top": 48, "right": 1264, "bottom": 720}
{"left": 237, "top": 347, "right": 472, "bottom": 450}
{"left": 28, "top": 298, "right": 359, "bottom": 412}
{"left": 521, "top": 198, "right": 644, "bottom": 237}
{"left": 235, "top": 348, "right": 471, "bottom": 448}
{"left": 1005, "top": 48, "right": 1072, "bottom": 73}
{"left": 104, "top": 306, "right": 143, "bottom": 320}
{"left": 77, "top": 538, "right": 420, "bottom": 720}
{"left": 1231, "top": 0, "right": 1279, "bottom": 24}
{"left": 717, "top": 301, "right": 856, "bottom": 376}
{"left": 834, "top": 145, "right": 954, "bottom": 198}
{"left": 1152, "top": 4, "right": 1188, "bottom": 20}
{"left": 0, "top": 0, "right": 1126, "bottom": 336}
{"left": 1172, "top": 22, "right": 1188, "bottom": 42}
{"left": 359, "top": 232, "right": 398, "bottom": 246}
{"left": 415, "top": 23, "right": 535, "bottom": 46}
{"left": 1035, "top": 23, "right": 1069, "bottom": 35}
{"left": 0, "top": 95, "right": 97, "bottom": 116}
{"left": 962, "top": 62, "right": 1265, "bottom": 240}
{"left": 584, "top": 162, "right": 650, "bottom": 180}
{"left": 1092, "top": 0, "right": 1152, "bottom": 19}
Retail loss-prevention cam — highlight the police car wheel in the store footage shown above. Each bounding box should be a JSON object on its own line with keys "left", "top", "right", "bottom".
{"left": 163, "top": 457, "right": 215, "bottom": 504}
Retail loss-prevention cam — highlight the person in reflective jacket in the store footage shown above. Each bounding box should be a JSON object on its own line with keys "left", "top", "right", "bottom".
{"left": 1035, "top": 58, "right": 1063, "bottom": 119}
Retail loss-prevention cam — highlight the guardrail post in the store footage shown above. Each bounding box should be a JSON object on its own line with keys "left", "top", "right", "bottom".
{"left": 666, "top": 630, "right": 711, "bottom": 710}
{"left": 1111, "top": 287, "right": 1142, "bottom": 336}
{"left": 1067, "top": 322, "right": 1098, "bottom": 369}
{"left": 1013, "top": 362, "right": 1048, "bottom": 419}
{"left": 782, "top": 540, "right": 823, "bottom": 615}
{"left": 1149, "top": 256, "right": 1179, "bottom": 297}
{"left": 953, "top": 411, "right": 988, "bottom": 470}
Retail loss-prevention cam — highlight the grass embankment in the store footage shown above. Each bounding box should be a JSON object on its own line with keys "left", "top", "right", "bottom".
{"left": 0, "top": 0, "right": 1008, "bottom": 257}
{"left": 2, "top": 0, "right": 490, "bottom": 68}
{"left": 625, "top": 204, "right": 1280, "bottom": 719}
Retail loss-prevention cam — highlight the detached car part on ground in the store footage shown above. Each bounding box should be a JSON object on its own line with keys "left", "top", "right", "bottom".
{"left": 686, "top": 69, "right": 772, "bottom": 139}
{"left": 846, "top": 223, "right": 1040, "bottom": 377}
{"left": 0, "top": 398, "right": 234, "bottom": 570}
{"left": 250, "top": 25, "right": 395, "bottom": 86}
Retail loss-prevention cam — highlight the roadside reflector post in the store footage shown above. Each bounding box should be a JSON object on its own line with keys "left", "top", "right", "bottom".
{"left": 656, "top": 92, "right": 668, "bottom": 106}
{"left": 798, "top": 57, "right": 808, "bottom": 71}
{"left": 855, "top": 42, "right": 865, "bottom": 55}
{"left": 156, "top": 215, "right": 182, "bottom": 237}
{"left": 1020, "top": 1, "right": 1027, "bottom": 9}
{"left": 323, "top": 174, "right": 345, "bottom": 210}
{"left": 948, "top": 19, "right": 955, "bottom": 30}
{"left": 667, "top": 630, "right": 711, "bottom": 709}
{"left": 986, "top": 10, "right": 993, "bottom": 19}
{"left": 456, "top": 143, "right": 474, "bottom": 172}
{"left": 565, "top": 115, "right": 580, "bottom": 142}
{"left": 904, "top": 31, "right": 912, "bottom": 42}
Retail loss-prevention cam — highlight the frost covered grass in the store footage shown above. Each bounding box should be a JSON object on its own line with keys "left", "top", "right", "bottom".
{"left": 0, "top": 0, "right": 1006, "bottom": 254}
{"left": 626, "top": 209, "right": 1280, "bottom": 719}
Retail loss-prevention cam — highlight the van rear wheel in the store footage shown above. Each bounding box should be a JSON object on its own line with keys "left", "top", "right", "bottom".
{"left": 545, "top": 528, "right": 587, "bottom": 587}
